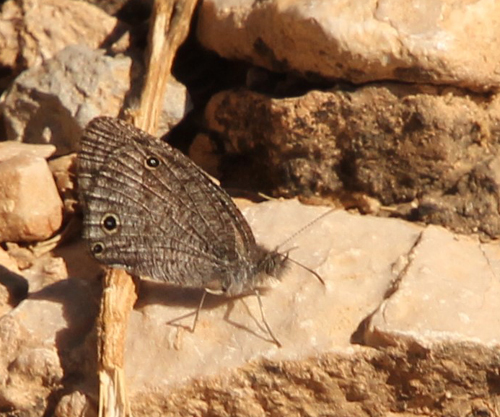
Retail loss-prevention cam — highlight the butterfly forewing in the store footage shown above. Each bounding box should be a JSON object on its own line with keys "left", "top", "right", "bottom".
{"left": 78, "top": 117, "right": 261, "bottom": 289}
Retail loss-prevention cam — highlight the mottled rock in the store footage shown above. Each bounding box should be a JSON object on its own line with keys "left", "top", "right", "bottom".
{"left": 366, "top": 225, "right": 500, "bottom": 347}
{"left": 0, "top": 247, "right": 25, "bottom": 316}
{"left": 0, "top": 247, "right": 20, "bottom": 274}
{"left": 0, "top": 154, "right": 63, "bottom": 242}
{"left": 49, "top": 153, "right": 78, "bottom": 215}
{"left": 202, "top": 85, "right": 500, "bottom": 237}
{"left": 22, "top": 255, "right": 68, "bottom": 292}
{"left": 1, "top": 200, "right": 499, "bottom": 416}
{"left": 1, "top": 45, "right": 132, "bottom": 155}
{"left": 188, "top": 133, "right": 221, "bottom": 178}
{"left": 0, "top": 1, "right": 19, "bottom": 72}
{"left": 2, "top": 44, "right": 191, "bottom": 155}
{"left": 198, "top": 0, "right": 500, "bottom": 91}
{"left": 3, "top": 243, "right": 36, "bottom": 271}
{"left": 53, "top": 391, "right": 94, "bottom": 417}
{"left": 0, "top": 280, "right": 96, "bottom": 414}
{"left": 157, "top": 76, "right": 193, "bottom": 138}
{"left": 0, "top": 0, "right": 127, "bottom": 71}
{"left": 0, "top": 142, "right": 56, "bottom": 163}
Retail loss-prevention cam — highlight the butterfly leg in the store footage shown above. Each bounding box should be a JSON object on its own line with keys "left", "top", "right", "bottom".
{"left": 254, "top": 289, "right": 282, "bottom": 348}
{"left": 191, "top": 290, "right": 207, "bottom": 332}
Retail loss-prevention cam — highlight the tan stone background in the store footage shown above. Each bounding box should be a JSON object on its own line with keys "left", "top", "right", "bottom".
{"left": 0, "top": 0, "right": 499, "bottom": 416}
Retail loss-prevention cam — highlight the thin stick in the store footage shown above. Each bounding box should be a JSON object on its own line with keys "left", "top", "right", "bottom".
{"left": 97, "top": 2, "right": 198, "bottom": 416}
{"left": 132, "top": 0, "right": 199, "bottom": 134}
{"left": 97, "top": 269, "right": 138, "bottom": 417}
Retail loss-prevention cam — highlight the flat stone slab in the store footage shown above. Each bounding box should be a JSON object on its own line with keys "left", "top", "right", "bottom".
{"left": 366, "top": 225, "right": 500, "bottom": 347}
{"left": 0, "top": 200, "right": 499, "bottom": 416}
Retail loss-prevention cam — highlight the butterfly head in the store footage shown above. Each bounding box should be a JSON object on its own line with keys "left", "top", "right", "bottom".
{"left": 217, "top": 246, "right": 289, "bottom": 297}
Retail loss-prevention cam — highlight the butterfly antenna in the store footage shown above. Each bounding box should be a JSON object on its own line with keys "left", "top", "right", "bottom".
{"left": 285, "top": 256, "right": 325, "bottom": 285}
{"left": 274, "top": 208, "right": 334, "bottom": 286}
{"left": 275, "top": 208, "right": 335, "bottom": 252}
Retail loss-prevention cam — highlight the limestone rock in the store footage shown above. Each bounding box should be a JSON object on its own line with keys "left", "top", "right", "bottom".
{"left": 1, "top": 45, "right": 133, "bottom": 155}
{"left": 0, "top": 200, "right": 499, "bottom": 416}
{"left": 197, "top": 0, "right": 500, "bottom": 91}
{"left": 0, "top": 1, "right": 20, "bottom": 72}
{"left": 53, "top": 391, "right": 94, "bottom": 417}
{"left": 48, "top": 153, "right": 78, "bottom": 215}
{"left": 3, "top": 243, "right": 36, "bottom": 271}
{"left": 188, "top": 133, "right": 221, "bottom": 178}
{"left": 1, "top": 44, "right": 191, "bottom": 155}
{"left": 0, "top": 247, "right": 20, "bottom": 274}
{"left": 366, "top": 225, "right": 500, "bottom": 347}
{"left": 202, "top": 85, "right": 500, "bottom": 238}
{"left": 0, "top": 152, "right": 63, "bottom": 242}
{"left": 0, "top": 247, "right": 25, "bottom": 316}
{"left": 0, "top": 280, "right": 96, "bottom": 414}
{"left": 0, "top": 142, "right": 56, "bottom": 163}
{"left": 0, "top": 0, "right": 127, "bottom": 71}
{"left": 156, "top": 76, "right": 193, "bottom": 138}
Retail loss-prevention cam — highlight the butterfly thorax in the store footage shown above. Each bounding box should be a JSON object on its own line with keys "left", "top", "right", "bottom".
{"left": 210, "top": 246, "right": 288, "bottom": 297}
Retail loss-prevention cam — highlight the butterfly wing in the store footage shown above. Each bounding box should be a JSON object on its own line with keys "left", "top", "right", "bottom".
{"left": 78, "top": 117, "right": 258, "bottom": 289}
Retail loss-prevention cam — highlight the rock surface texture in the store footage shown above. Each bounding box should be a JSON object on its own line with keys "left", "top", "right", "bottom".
{"left": 203, "top": 85, "right": 500, "bottom": 238}
{"left": 0, "top": 143, "right": 62, "bottom": 242}
{"left": 198, "top": 0, "right": 500, "bottom": 91}
{"left": 1, "top": 42, "right": 189, "bottom": 154}
{"left": 0, "top": 0, "right": 126, "bottom": 71}
{"left": 0, "top": 0, "right": 499, "bottom": 416}
{"left": 0, "top": 0, "right": 190, "bottom": 155}
{"left": 1, "top": 200, "right": 499, "bottom": 416}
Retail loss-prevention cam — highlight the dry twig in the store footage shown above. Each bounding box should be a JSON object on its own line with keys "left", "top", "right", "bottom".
{"left": 97, "top": 1, "right": 199, "bottom": 416}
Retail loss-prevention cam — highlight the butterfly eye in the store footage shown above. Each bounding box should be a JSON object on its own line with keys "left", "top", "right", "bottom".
{"left": 101, "top": 213, "right": 119, "bottom": 234}
{"left": 91, "top": 242, "right": 105, "bottom": 255}
{"left": 145, "top": 156, "right": 160, "bottom": 169}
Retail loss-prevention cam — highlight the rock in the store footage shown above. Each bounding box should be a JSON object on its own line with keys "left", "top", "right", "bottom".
{"left": 1, "top": 44, "right": 191, "bottom": 155}
{"left": 202, "top": 85, "right": 500, "bottom": 237}
{"left": 0, "top": 1, "right": 20, "bottom": 72}
{"left": 53, "top": 391, "right": 94, "bottom": 417}
{"left": 0, "top": 247, "right": 20, "bottom": 274}
{"left": 0, "top": 0, "right": 128, "bottom": 71}
{"left": 0, "top": 200, "right": 499, "bottom": 415}
{"left": 0, "top": 142, "right": 56, "bottom": 163}
{"left": 366, "top": 225, "right": 500, "bottom": 347}
{"left": 1, "top": 45, "right": 133, "bottom": 155}
{"left": 197, "top": 0, "right": 500, "bottom": 91}
{"left": 3, "top": 243, "right": 36, "bottom": 271}
{"left": 0, "top": 282, "right": 10, "bottom": 317}
{"left": 188, "top": 133, "right": 221, "bottom": 178}
{"left": 0, "top": 280, "right": 96, "bottom": 414}
{"left": 0, "top": 247, "right": 26, "bottom": 316}
{"left": 49, "top": 153, "right": 78, "bottom": 215}
{"left": 22, "top": 256, "right": 68, "bottom": 292}
{"left": 156, "top": 76, "right": 193, "bottom": 138}
{"left": 0, "top": 153, "right": 63, "bottom": 242}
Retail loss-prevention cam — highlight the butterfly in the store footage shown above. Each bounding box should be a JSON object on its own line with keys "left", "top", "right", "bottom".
{"left": 78, "top": 116, "right": 294, "bottom": 345}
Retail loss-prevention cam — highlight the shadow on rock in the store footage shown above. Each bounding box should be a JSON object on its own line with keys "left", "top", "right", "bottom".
{"left": 30, "top": 277, "right": 101, "bottom": 414}
{"left": 0, "top": 265, "right": 29, "bottom": 307}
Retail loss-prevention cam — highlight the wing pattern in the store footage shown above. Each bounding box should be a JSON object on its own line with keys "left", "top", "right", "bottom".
{"left": 78, "top": 117, "right": 264, "bottom": 290}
